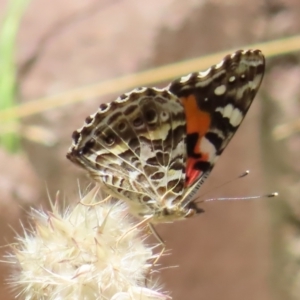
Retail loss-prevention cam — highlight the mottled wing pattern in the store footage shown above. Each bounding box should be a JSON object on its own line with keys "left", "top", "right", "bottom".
{"left": 67, "top": 87, "right": 187, "bottom": 217}
{"left": 169, "top": 49, "right": 265, "bottom": 205}
{"left": 67, "top": 49, "right": 265, "bottom": 222}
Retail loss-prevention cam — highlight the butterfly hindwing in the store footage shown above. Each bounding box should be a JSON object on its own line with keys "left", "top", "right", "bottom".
{"left": 67, "top": 87, "right": 187, "bottom": 217}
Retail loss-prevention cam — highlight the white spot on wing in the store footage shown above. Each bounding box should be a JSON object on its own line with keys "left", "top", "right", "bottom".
{"left": 197, "top": 136, "right": 216, "bottom": 162}
{"left": 215, "top": 104, "right": 243, "bottom": 127}
{"left": 213, "top": 155, "right": 220, "bottom": 164}
{"left": 215, "top": 106, "right": 224, "bottom": 114}
{"left": 223, "top": 104, "right": 234, "bottom": 119}
{"left": 195, "top": 78, "right": 213, "bottom": 88}
{"left": 229, "top": 76, "right": 236, "bottom": 82}
{"left": 180, "top": 73, "right": 192, "bottom": 83}
{"left": 214, "top": 85, "right": 226, "bottom": 96}
{"left": 215, "top": 60, "right": 224, "bottom": 69}
{"left": 230, "top": 108, "right": 243, "bottom": 127}
{"left": 252, "top": 74, "right": 262, "bottom": 88}
{"left": 198, "top": 68, "right": 211, "bottom": 78}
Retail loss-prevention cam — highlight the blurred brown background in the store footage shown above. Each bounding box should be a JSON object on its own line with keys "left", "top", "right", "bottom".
{"left": 1, "top": 0, "right": 300, "bottom": 299}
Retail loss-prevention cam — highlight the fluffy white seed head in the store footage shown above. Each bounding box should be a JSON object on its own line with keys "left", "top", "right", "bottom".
{"left": 6, "top": 187, "right": 169, "bottom": 300}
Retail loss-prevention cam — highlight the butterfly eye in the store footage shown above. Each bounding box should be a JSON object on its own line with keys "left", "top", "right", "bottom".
{"left": 133, "top": 117, "right": 143, "bottom": 127}
{"left": 103, "top": 134, "right": 115, "bottom": 146}
{"left": 144, "top": 109, "right": 157, "bottom": 123}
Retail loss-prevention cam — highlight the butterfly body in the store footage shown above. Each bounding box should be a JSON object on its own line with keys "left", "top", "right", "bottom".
{"left": 67, "top": 49, "right": 265, "bottom": 223}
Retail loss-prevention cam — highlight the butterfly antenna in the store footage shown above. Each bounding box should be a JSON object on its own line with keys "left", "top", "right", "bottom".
{"left": 195, "top": 192, "right": 278, "bottom": 204}
{"left": 198, "top": 170, "right": 250, "bottom": 199}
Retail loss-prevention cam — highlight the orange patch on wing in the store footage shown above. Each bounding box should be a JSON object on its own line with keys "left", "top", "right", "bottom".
{"left": 181, "top": 94, "right": 211, "bottom": 137}
{"left": 181, "top": 94, "right": 211, "bottom": 186}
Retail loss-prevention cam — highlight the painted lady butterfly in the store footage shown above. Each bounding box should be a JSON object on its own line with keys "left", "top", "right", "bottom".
{"left": 67, "top": 49, "right": 265, "bottom": 223}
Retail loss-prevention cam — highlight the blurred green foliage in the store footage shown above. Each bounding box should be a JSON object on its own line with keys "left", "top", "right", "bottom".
{"left": 0, "top": 0, "right": 30, "bottom": 152}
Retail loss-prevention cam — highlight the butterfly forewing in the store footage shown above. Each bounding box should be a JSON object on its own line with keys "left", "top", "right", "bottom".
{"left": 67, "top": 49, "right": 265, "bottom": 222}
{"left": 169, "top": 49, "right": 265, "bottom": 204}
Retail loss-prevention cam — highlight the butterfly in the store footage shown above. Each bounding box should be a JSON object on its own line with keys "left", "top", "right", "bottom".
{"left": 67, "top": 49, "right": 265, "bottom": 223}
